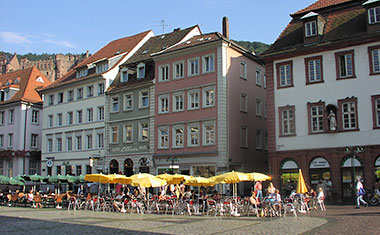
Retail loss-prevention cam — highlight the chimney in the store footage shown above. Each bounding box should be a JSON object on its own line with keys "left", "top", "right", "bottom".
{"left": 222, "top": 16, "right": 229, "bottom": 39}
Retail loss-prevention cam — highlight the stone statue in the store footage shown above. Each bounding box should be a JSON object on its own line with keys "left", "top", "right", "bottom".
{"left": 328, "top": 110, "right": 337, "bottom": 131}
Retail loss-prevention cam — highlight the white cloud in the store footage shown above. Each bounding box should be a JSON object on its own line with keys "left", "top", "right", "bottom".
{"left": 0, "top": 31, "right": 32, "bottom": 44}
{"left": 43, "top": 39, "right": 75, "bottom": 48}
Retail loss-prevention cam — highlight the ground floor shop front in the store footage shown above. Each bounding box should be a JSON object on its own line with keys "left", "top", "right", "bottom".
{"left": 270, "top": 145, "right": 380, "bottom": 204}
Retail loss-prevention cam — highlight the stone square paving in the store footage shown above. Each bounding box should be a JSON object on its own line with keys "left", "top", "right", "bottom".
{"left": 0, "top": 205, "right": 379, "bottom": 234}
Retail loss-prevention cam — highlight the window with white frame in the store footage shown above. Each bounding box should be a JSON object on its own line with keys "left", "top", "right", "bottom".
{"left": 98, "top": 83, "right": 105, "bottom": 95}
{"left": 48, "top": 94, "right": 54, "bottom": 105}
{"left": 68, "top": 90, "right": 74, "bottom": 101}
{"left": 57, "top": 92, "right": 64, "bottom": 103}
{"left": 240, "top": 62, "right": 247, "bottom": 79}
{"left": 256, "top": 69, "right": 262, "bottom": 86}
{"left": 121, "top": 69, "right": 128, "bottom": 82}
{"left": 279, "top": 106, "right": 295, "bottom": 136}
{"left": 56, "top": 137, "right": 62, "bottom": 152}
{"left": 310, "top": 105, "right": 324, "bottom": 133}
{"left": 76, "top": 136, "right": 82, "bottom": 150}
{"left": 96, "top": 61, "right": 108, "bottom": 73}
{"left": 158, "top": 94, "right": 169, "bottom": 114}
{"left": 0, "top": 111, "right": 4, "bottom": 125}
{"left": 173, "top": 61, "right": 184, "bottom": 79}
{"left": 188, "top": 123, "right": 200, "bottom": 147}
{"left": 368, "top": 6, "right": 380, "bottom": 24}
{"left": 306, "top": 57, "right": 322, "bottom": 83}
{"left": 77, "top": 110, "right": 82, "bottom": 124}
{"left": 305, "top": 21, "right": 317, "bottom": 37}
{"left": 124, "top": 124, "right": 133, "bottom": 143}
{"left": 67, "top": 111, "right": 73, "bottom": 125}
{"left": 278, "top": 62, "right": 293, "bottom": 87}
{"left": 137, "top": 63, "right": 145, "bottom": 79}
{"left": 139, "top": 122, "right": 149, "bottom": 142}
{"left": 31, "top": 110, "right": 39, "bottom": 124}
{"left": 47, "top": 115, "right": 53, "bottom": 127}
{"left": 203, "top": 54, "right": 214, "bottom": 73}
{"left": 47, "top": 138, "right": 53, "bottom": 152}
{"left": 256, "top": 99, "right": 262, "bottom": 116}
{"left": 240, "top": 94, "right": 248, "bottom": 113}
{"left": 57, "top": 113, "right": 62, "bottom": 126}
{"left": 111, "top": 126, "right": 118, "bottom": 143}
{"left": 139, "top": 90, "right": 149, "bottom": 108}
{"left": 188, "top": 58, "right": 199, "bottom": 76}
{"left": 159, "top": 64, "right": 169, "bottom": 82}
{"left": 87, "top": 108, "right": 93, "bottom": 122}
{"left": 370, "top": 47, "right": 380, "bottom": 74}
{"left": 0, "top": 135, "right": 3, "bottom": 148}
{"left": 77, "top": 88, "right": 83, "bottom": 99}
{"left": 158, "top": 126, "right": 169, "bottom": 149}
{"left": 124, "top": 93, "right": 133, "bottom": 111}
{"left": 8, "top": 133, "right": 13, "bottom": 148}
{"left": 336, "top": 51, "right": 354, "bottom": 79}
{"left": 98, "top": 106, "right": 104, "bottom": 121}
{"left": 341, "top": 100, "right": 357, "bottom": 130}
{"left": 31, "top": 134, "right": 38, "bottom": 148}
{"left": 203, "top": 87, "right": 215, "bottom": 108}
{"left": 97, "top": 133, "right": 104, "bottom": 148}
{"left": 66, "top": 136, "right": 72, "bottom": 151}
{"left": 256, "top": 129, "right": 263, "bottom": 149}
{"left": 8, "top": 109, "right": 14, "bottom": 124}
{"left": 240, "top": 126, "right": 248, "bottom": 148}
{"left": 77, "top": 68, "right": 88, "bottom": 78}
{"left": 172, "top": 125, "right": 184, "bottom": 148}
{"left": 188, "top": 89, "right": 200, "bottom": 110}
{"left": 87, "top": 85, "right": 94, "bottom": 97}
{"left": 112, "top": 96, "right": 119, "bottom": 112}
{"left": 203, "top": 121, "right": 215, "bottom": 145}
{"left": 173, "top": 92, "right": 184, "bottom": 112}
{"left": 86, "top": 134, "right": 93, "bottom": 149}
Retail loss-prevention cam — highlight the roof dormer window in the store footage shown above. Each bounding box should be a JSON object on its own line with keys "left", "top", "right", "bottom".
{"left": 305, "top": 21, "right": 317, "bottom": 37}
{"left": 137, "top": 63, "right": 145, "bottom": 79}
{"left": 76, "top": 68, "right": 88, "bottom": 78}
{"left": 368, "top": 6, "right": 380, "bottom": 24}
{"left": 121, "top": 68, "right": 128, "bottom": 83}
{"left": 96, "top": 61, "right": 108, "bottom": 73}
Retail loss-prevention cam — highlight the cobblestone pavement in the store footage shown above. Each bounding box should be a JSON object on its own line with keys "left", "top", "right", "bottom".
{"left": 306, "top": 205, "right": 380, "bottom": 235}
{"left": 5, "top": 205, "right": 379, "bottom": 234}
{"left": 0, "top": 206, "right": 327, "bottom": 235}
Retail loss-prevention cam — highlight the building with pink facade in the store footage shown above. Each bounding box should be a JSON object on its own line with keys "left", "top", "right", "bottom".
{"left": 152, "top": 18, "right": 267, "bottom": 193}
{"left": 0, "top": 67, "right": 51, "bottom": 177}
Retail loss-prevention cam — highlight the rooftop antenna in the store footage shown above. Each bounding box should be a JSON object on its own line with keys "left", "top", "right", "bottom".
{"left": 155, "top": 19, "right": 170, "bottom": 34}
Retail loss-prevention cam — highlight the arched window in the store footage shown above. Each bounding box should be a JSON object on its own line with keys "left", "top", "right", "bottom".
{"left": 109, "top": 159, "right": 119, "bottom": 174}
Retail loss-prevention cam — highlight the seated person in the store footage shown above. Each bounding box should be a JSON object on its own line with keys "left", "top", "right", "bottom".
{"left": 211, "top": 190, "right": 221, "bottom": 202}
{"left": 113, "top": 191, "right": 125, "bottom": 212}
{"left": 249, "top": 191, "right": 260, "bottom": 206}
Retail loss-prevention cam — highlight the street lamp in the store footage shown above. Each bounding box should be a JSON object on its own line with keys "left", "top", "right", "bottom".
{"left": 167, "top": 156, "right": 179, "bottom": 174}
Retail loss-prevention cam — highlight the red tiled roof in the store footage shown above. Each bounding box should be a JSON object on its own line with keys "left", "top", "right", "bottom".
{"left": 292, "top": 0, "right": 353, "bottom": 16}
{"left": 0, "top": 67, "right": 52, "bottom": 104}
{"left": 43, "top": 30, "right": 152, "bottom": 91}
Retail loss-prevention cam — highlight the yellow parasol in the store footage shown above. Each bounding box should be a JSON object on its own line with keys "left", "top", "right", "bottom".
{"left": 210, "top": 171, "right": 250, "bottom": 184}
{"left": 84, "top": 174, "right": 111, "bottom": 184}
{"left": 157, "top": 173, "right": 192, "bottom": 184}
{"left": 246, "top": 172, "right": 272, "bottom": 182}
{"left": 108, "top": 174, "right": 131, "bottom": 185}
{"left": 184, "top": 177, "right": 215, "bottom": 187}
{"left": 131, "top": 173, "right": 167, "bottom": 188}
{"left": 296, "top": 169, "right": 308, "bottom": 194}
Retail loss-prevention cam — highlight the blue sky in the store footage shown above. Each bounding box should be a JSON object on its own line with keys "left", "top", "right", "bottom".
{"left": 0, "top": 0, "right": 315, "bottom": 55}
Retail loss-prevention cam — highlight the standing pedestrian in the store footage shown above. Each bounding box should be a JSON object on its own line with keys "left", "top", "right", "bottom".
{"left": 355, "top": 177, "right": 368, "bottom": 209}
{"left": 254, "top": 181, "right": 263, "bottom": 199}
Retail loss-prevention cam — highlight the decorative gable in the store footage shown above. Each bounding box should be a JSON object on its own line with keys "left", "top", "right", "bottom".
{"left": 301, "top": 11, "right": 326, "bottom": 44}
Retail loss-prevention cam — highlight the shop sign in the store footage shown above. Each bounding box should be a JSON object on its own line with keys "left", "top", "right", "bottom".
{"left": 111, "top": 145, "right": 148, "bottom": 153}
{"left": 310, "top": 157, "right": 330, "bottom": 169}
{"left": 281, "top": 160, "right": 298, "bottom": 170}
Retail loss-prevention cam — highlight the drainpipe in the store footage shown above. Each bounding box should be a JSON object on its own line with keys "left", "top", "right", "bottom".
{"left": 23, "top": 102, "right": 31, "bottom": 175}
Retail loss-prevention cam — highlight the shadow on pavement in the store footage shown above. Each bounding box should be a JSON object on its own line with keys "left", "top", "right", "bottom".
{"left": 0, "top": 216, "right": 169, "bottom": 235}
